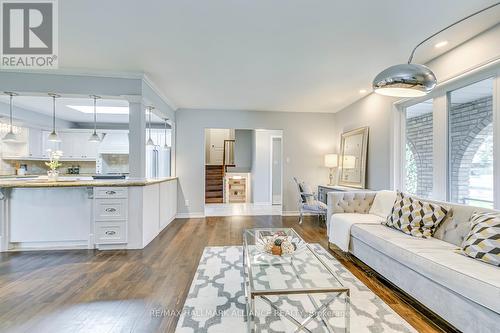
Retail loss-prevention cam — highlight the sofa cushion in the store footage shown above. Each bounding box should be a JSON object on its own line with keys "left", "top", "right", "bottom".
{"left": 351, "top": 224, "right": 500, "bottom": 314}
{"left": 461, "top": 212, "right": 500, "bottom": 266}
{"left": 384, "top": 192, "right": 448, "bottom": 238}
{"left": 369, "top": 190, "right": 397, "bottom": 218}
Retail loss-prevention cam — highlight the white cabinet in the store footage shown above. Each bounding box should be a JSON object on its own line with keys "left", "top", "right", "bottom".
{"left": 28, "top": 128, "right": 43, "bottom": 157}
{"left": 94, "top": 187, "right": 128, "bottom": 245}
{"left": 159, "top": 180, "right": 177, "bottom": 229}
{"left": 59, "top": 132, "right": 98, "bottom": 159}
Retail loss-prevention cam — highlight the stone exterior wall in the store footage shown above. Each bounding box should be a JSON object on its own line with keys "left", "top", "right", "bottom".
{"left": 405, "top": 96, "right": 492, "bottom": 201}
{"left": 406, "top": 113, "right": 433, "bottom": 197}
{"left": 449, "top": 96, "right": 493, "bottom": 203}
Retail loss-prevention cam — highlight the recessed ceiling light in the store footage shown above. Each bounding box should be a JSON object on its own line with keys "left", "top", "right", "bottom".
{"left": 434, "top": 40, "right": 449, "bottom": 48}
{"left": 67, "top": 105, "right": 129, "bottom": 114}
{"left": 359, "top": 89, "right": 367, "bottom": 94}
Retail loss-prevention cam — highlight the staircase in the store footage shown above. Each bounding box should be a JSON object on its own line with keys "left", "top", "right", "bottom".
{"left": 205, "top": 165, "right": 224, "bottom": 203}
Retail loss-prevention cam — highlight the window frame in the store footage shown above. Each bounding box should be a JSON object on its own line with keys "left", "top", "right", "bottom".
{"left": 393, "top": 63, "right": 500, "bottom": 208}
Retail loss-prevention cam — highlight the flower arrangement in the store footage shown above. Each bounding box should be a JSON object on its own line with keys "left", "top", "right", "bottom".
{"left": 45, "top": 150, "right": 63, "bottom": 181}
{"left": 45, "top": 149, "right": 63, "bottom": 170}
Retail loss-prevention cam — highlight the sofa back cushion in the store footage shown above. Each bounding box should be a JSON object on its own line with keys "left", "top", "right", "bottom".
{"left": 369, "top": 190, "right": 397, "bottom": 218}
{"left": 432, "top": 201, "right": 498, "bottom": 246}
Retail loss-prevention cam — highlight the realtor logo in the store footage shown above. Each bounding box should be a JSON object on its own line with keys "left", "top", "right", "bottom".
{"left": 1, "top": 0, "right": 58, "bottom": 68}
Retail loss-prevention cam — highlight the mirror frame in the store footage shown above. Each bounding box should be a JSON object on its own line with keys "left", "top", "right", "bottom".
{"left": 338, "top": 126, "right": 369, "bottom": 189}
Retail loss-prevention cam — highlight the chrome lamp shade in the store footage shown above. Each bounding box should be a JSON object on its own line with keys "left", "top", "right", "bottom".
{"left": 372, "top": 63, "right": 436, "bottom": 97}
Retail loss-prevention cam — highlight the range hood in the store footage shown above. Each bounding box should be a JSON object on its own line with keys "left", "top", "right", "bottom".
{"left": 98, "top": 132, "right": 129, "bottom": 155}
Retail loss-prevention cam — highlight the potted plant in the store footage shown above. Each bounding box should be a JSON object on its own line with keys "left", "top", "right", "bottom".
{"left": 45, "top": 149, "right": 63, "bottom": 181}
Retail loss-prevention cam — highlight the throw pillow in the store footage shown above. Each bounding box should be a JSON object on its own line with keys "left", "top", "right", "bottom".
{"left": 383, "top": 191, "right": 448, "bottom": 238}
{"left": 369, "top": 190, "right": 397, "bottom": 218}
{"left": 461, "top": 212, "right": 500, "bottom": 266}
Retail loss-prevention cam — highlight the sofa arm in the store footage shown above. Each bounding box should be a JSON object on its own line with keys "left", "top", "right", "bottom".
{"left": 326, "top": 191, "right": 378, "bottom": 227}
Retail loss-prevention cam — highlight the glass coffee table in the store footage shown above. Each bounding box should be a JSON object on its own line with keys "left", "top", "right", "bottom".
{"left": 243, "top": 228, "right": 350, "bottom": 332}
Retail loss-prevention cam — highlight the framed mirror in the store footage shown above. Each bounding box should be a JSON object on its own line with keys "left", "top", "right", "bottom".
{"left": 338, "top": 127, "right": 369, "bottom": 188}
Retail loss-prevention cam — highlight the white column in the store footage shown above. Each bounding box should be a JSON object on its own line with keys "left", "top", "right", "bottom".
{"left": 127, "top": 97, "right": 146, "bottom": 179}
{"left": 432, "top": 94, "right": 448, "bottom": 201}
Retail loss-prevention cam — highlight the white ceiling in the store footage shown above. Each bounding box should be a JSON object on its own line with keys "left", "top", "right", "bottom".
{"left": 22, "top": 1, "right": 500, "bottom": 112}
{"left": 0, "top": 96, "right": 165, "bottom": 124}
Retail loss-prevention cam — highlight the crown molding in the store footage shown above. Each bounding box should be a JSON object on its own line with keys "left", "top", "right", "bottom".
{"left": 142, "top": 74, "right": 178, "bottom": 111}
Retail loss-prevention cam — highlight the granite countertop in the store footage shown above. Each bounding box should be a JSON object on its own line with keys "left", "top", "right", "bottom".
{"left": 0, "top": 176, "right": 177, "bottom": 188}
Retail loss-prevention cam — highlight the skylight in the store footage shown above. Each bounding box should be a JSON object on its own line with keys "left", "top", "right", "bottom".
{"left": 67, "top": 105, "right": 129, "bottom": 114}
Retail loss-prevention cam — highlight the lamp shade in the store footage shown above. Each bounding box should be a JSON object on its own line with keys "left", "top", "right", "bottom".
{"left": 342, "top": 155, "right": 356, "bottom": 169}
{"left": 324, "top": 154, "right": 338, "bottom": 168}
{"left": 372, "top": 63, "right": 436, "bottom": 97}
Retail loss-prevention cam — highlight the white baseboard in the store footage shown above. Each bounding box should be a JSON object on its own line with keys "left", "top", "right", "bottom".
{"left": 281, "top": 211, "right": 300, "bottom": 216}
{"left": 176, "top": 212, "right": 205, "bottom": 219}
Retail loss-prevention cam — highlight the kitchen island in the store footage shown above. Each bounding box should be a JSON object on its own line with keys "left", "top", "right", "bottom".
{"left": 0, "top": 177, "right": 177, "bottom": 252}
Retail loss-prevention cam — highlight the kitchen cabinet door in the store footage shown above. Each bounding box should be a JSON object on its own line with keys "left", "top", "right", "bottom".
{"left": 28, "top": 128, "right": 43, "bottom": 157}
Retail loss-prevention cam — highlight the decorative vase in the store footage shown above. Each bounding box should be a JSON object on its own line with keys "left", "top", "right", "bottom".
{"left": 47, "top": 170, "right": 59, "bottom": 182}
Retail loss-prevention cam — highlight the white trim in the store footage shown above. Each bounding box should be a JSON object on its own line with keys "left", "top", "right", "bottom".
{"left": 175, "top": 212, "right": 205, "bottom": 219}
{"left": 269, "top": 135, "right": 283, "bottom": 205}
{"left": 0, "top": 67, "right": 145, "bottom": 79}
{"left": 494, "top": 73, "right": 500, "bottom": 209}
{"left": 281, "top": 211, "right": 299, "bottom": 216}
{"left": 432, "top": 94, "right": 448, "bottom": 201}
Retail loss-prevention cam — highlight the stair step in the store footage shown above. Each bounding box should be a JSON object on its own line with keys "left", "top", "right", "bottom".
{"left": 205, "top": 191, "right": 223, "bottom": 198}
{"left": 206, "top": 198, "right": 223, "bottom": 203}
{"left": 206, "top": 185, "right": 223, "bottom": 191}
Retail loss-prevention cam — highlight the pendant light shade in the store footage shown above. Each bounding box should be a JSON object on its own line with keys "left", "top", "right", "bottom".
{"left": 88, "top": 95, "right": 101, "bottom": 142}
{"left": 163, "top": 118, "right": 170, "bottom": 149}
{"left": 47, "top": 93, "right": 61, "bottom": 142}
{"left": 2, "top": 92, "right": 19, "bottom": 142}
{"left": 146, "top": 106, "right": 155, "bottom": 146}
{"left": 372, "top": 3, "right": 499, "bottom": 98}
{"left": 372, "top": 64, "right": 436, "bottom": 97}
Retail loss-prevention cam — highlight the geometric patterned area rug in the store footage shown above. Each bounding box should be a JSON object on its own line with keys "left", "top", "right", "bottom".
{"left": 175, "top": 245, "right": 417, "bottom": 333}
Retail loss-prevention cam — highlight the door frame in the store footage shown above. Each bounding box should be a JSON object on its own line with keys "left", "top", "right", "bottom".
{"left": 269, "top": 135, "right": 283, "bottom": 205}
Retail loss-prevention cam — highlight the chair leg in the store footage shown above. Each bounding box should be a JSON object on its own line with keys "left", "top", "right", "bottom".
{"left": 299, "top": 211, "right": 303, "bottom": 224}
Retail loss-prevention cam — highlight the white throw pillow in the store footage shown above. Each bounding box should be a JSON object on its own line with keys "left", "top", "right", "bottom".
{"left": 369, "top": 190, "right": 397, "bottom": 218}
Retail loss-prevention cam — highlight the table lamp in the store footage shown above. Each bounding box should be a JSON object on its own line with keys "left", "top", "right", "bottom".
{"left": 324, "top": 154, "right": 338, "bottom": 186}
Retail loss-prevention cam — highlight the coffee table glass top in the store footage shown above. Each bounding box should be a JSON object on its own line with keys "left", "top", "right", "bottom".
{"left": 243, "top": 228, "right": 345, "bottom": 292}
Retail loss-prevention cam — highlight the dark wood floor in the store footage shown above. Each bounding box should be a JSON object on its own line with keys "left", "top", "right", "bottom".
{"left": 0, "top": 216, "right": 442, "bottom": 333}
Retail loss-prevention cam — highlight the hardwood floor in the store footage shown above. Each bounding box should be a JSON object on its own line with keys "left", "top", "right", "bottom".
{"left": 0, "top": 216, "right": 443, "bottom": 333}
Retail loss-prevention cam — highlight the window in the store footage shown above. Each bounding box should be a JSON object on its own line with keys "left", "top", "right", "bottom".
{"left": 404, "top": 101, "right": 433, "bottom": 198}
{"left": 448, "top": 78, "right": 494, "bottom": 208}
{"left": 397, "top": 72, "right": 499, "bottom": 209}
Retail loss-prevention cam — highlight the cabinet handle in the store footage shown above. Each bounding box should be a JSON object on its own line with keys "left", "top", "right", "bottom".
{"left": 105, "top": 190, "right": 116, "bottom": 195}
{"left": 105, "top": 207, "right": 117, "bottom": 212}
{"left": 105, "top": 230, "right": 116, "bottom": 236}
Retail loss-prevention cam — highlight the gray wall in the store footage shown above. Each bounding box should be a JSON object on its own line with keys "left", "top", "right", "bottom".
{"left": 333, "top": 93, "right": 397, "bottom": 190}
{"left": 231, "top": 129, "right": 253, "bottom": 172}
{"left": 176, "top": 109, "right": 335, "bottom": 215}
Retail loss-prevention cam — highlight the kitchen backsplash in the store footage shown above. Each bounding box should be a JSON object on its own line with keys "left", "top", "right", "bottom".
{"left": 1, "top": 160, "right": 97, "bottom": 176}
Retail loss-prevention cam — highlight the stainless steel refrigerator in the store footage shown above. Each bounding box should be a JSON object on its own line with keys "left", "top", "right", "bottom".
{"left": 146, "top": 145, "right": 171, "bottom": 178}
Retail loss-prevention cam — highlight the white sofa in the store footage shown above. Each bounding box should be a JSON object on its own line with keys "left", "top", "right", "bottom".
{"left": 326, "top": 191, "right": 500, "bottom": 333}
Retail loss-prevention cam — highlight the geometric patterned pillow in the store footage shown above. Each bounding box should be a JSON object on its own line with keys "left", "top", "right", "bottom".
{"left": 383, "top": 191, "right": 448, "bottom": 238}
{"left": 461, "top": 212, "right": 500, "bottom": 266}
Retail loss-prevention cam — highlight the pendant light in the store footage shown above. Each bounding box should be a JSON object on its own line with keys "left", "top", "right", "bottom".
{"left": 2, "top": 92, "right": 19, "bottom": 142}
{"left": 372, "top": 3, "right": 499, "bottom": 97}
{"left": 47, "top": 93, "right": 61, "bottom": 142}
{"left": 146, "top": 106, "right": 155, "bottom": 146}
{"left": 163, "top": 118, "right": 170, "bottom": 149}
{"left": 88, "top": 95, "right": 101, "bottom": 142}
